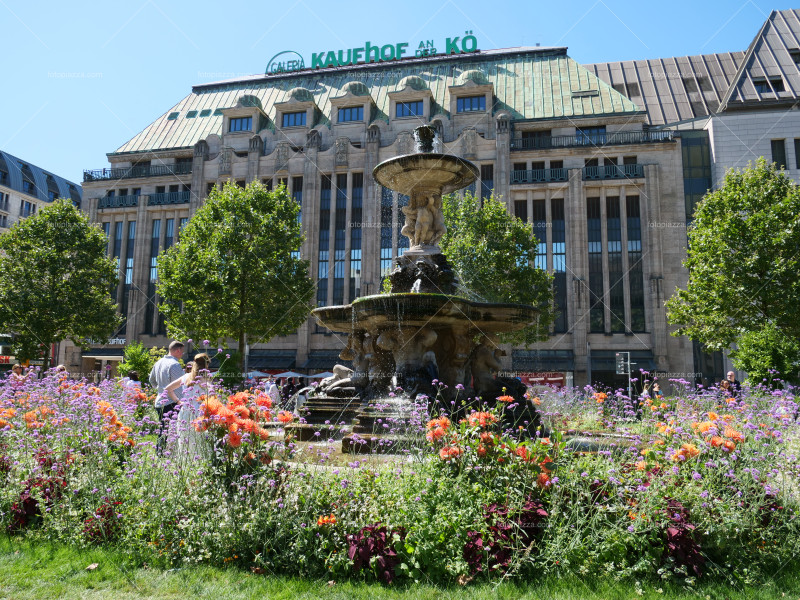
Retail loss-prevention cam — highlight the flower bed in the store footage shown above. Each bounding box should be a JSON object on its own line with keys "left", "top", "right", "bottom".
{"left": 0, "top": 371, "right": 798, "bottom": 586}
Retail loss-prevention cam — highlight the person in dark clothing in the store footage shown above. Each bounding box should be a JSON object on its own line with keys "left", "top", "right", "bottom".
{"left": 282, "top": 377, "right": 297, "bottom": 402}
{"left": 726, "top": 371, "right": 742, "bottom": 397}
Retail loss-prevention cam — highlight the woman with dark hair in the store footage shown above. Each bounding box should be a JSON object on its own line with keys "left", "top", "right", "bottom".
{"left": 165, "top": 353, "right": 211, "bottom": 457}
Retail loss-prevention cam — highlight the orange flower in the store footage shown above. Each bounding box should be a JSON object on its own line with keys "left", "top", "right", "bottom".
{"left": 537, "top": 472, "right": 551, "bottom": 487}
{"left": 722, "top": 440, "right": 736, "bottom": 452}
{"left": 725, "top": 397, "right": 736, "bottom": 404}
{"left": 496, "top": 395, "right": 515, "bottom": 403}
{"left": 514, "top": 445, "right": 531, "bottom": 461}
{"left": 476, "top": 445, "right": 487, "bottom": 458}
{"left": 228, "top": 391, "right": 250, "bottom": 407}
{"left": 277, "top": 411, "right": 294, "bottom": 424}
{"left": 439, "top": 445, "right": 463, "bottom": 461}
{"left": 466, "top": 411, "right": 497, "bottom": 428}
{"left": 317, "top": 514, "right": 336, "bottom": 526}
{"left": 709, "top": 436, "right": 724, "bottom": 447}
{"left": 635, "top": 460, "right": 647, "bottom": 471}
{"left": 707, "top": 411, "right": 719, "bottom": 421}
{"left": 426, "top": 416, "right": 451, "bottom": 430}
{"left": 255, "top": 394, "right": 273, "bottom": 409}
{"left": 723, "top": 427, "right": 744, "bottom": 443}
{"left": 530, "top": 397, "right": 542, "bottom": 406}
{"left": 672, "top": 443, "right": 700, "bottom": 462}
{"left": 228, "top": 429, "right": 243, "bottom": 448}
{"left": 694, "top": 421, "right": 714, "bottom": 434}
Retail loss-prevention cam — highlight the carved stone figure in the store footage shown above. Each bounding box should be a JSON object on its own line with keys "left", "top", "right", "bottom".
{"left": 335, "top": 138, "right": 349, "bottom": 167}
{"left": 219, "top": 147, "right": 232, "bottom": 176}
{"left": 306, "top": 129, "right": 321, "bottom": 149}
{"left": 471, "top": 336, "right": 503, "bottom": 398}
{"left": 414, "top": 195, "right": 435, "bottom": 247}
{"left": 275, "top": 142, "right": 291, "bottom": 172}
{"left": 339, "top": 332, "right": 370, "bottom": 389}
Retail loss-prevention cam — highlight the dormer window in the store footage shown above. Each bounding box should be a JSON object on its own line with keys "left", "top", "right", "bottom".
{"left": 338, "top": 106, "right": 363, "bottom": 122}
{"left": 282, "top": 111, "right": 307, "bottom": 127}
{"left": 457, "top": 95, "right": 486, "bottom": 113}
{"left": 396, "top": 101, "right": 423, "bottom": 118}
{"left": 229, "top": 116, "right": 252, "bottom": 132}
{"left": 753, "top": 76, "right": 785, "bottom": 94}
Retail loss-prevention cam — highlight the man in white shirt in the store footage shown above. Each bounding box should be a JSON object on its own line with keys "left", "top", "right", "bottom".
{"left": 148, "top": 341, "right": 185, "bottom": 453}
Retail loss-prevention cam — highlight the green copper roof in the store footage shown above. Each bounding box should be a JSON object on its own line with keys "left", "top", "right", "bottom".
{"left": 113, "top": 47, "right": 642, "bottom": 155}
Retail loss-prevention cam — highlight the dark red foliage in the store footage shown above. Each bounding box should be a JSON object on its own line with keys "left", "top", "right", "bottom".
{"left": 662, "top": 499, "right": 704, "bottom": 577}
{"left": 6, "top": 447, "right": 70, "bottom": 532}
{"left": 346, "top": 524, "right": 406, "bottom": 584}
{"left": 83, "top": 497, "right": 123, "bottom": 543}
{"left": 7, "top": 475, "right": 66, "bottom": 531}
{"left": 464, "top": 500, "right": 548, "bottom": 575}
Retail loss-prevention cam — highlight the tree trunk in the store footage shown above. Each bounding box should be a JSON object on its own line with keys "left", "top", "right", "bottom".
{"left": 238, "top": 328, "right": 245, "bottom": 373}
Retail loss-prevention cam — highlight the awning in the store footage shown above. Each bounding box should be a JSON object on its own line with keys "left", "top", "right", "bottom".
{"left": 81, "top": 348, "right": 125, "bottom": 360}
{"left": 302, "top": 350, "right": 351, "bottom": 370}
{"left": 247, "top": 350, "right": 296, "bottom": 369}
{"left": 512, "top": 350, "right": 574, "bottom": 372}
{"left": 590, "top": 350, "right": 657, "bottom": 372}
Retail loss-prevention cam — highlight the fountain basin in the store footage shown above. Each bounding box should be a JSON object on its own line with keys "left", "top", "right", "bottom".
{"left": 312, "top": 293, "right": 538, "bottom": 334}
{"left": 372, "top": 153, "right": 479, "bottom": 196}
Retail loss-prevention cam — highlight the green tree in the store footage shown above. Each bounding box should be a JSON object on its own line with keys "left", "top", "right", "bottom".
{"left": 730, "top": 322, "right": 800, "bottom": 387}
{"left": 156, "top": 182, "right": 314, "bottom": 371}
{"left": 117, "top": 341, "right": 164, "bottom": 384}
{"left": 0, "top": 199, "right": 120, "bottom": 369}
{"left": 440, "top": 191, "right": 554, "bottom": 344}
{"left": 666, "top": 159, "right": 800, "bottom": 355}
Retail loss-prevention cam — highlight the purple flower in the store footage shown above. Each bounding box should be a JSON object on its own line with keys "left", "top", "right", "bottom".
{"left": 202, "top": 340, "right": 210, "bottom": 346}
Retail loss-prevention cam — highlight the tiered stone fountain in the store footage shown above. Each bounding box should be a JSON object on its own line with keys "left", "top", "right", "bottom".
{"left": 308, "top": 126, "right": 542, "bottom": 452}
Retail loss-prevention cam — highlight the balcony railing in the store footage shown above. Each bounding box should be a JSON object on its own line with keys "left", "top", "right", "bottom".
{"left": 510, "top": 168, "right": 569, "bottom": 184}
{"left": 510, "top": 130, "right": 675, "bottom": 151}
{"left": 98, "top": 195, "right": 140, "bottom": 209}
{"left": 582, "top": 164, "right": 645, "bottom": 180}
{"left": 148, "top": 191, "right": 191, "bottom": 206}
{"left": 83, "top": 162, "right": 193, "bottom": 182}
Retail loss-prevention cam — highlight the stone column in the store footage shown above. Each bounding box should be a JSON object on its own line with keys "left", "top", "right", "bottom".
{"left": 567, "top": 169, "right": 589, "bottom": 386}
{"left": 247, "top": 135, "right": 261, "bottom": 183}
{"left": 190, "top": 140, "right": 208, "bottom": 215}
{"left": 125, "top": 196, "right": 150, "bottom": 340}
{"left": 343, "top": 172, "right": 353, "bottom": 304}
{"left": 362, "top": 125, "right": 381, "bottom": 296}
{"left": 642, "top": 165, "right": 667, "bottom": 371}
{"left": 495, "top": 115, "right": 510, "bottom": 204}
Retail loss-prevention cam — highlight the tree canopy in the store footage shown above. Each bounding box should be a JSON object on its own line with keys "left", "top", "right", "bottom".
{"left": 666, "top": 159, "right": 800, "bottom": 380}
{"left": 0, "top": 199, "right": 120, "bottom": 368}
{"left": 440, "top": 191, "right": 554, "bottom": 344}
{"left": 156, "top": 182, "right": 314, "bottom": 370}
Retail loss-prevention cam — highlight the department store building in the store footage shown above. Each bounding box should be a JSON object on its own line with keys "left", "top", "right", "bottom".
{"left": 65, "top": 10, "right": 800, "bottom": 388}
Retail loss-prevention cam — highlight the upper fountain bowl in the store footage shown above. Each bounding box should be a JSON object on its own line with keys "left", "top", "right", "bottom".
{"left": 372, "top": 153, "right": 479, "bottom": 196}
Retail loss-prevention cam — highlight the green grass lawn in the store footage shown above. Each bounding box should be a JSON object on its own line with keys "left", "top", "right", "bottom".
{"left": 3, "top": 537, "right": 800, "bottom": 600}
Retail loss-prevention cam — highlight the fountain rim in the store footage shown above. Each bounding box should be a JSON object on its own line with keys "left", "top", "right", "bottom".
{"left": 371, "top": 152, "right": 479, "bottom": 194}
{"left": 311, "top": 292, "right": 542, "bottom": 313}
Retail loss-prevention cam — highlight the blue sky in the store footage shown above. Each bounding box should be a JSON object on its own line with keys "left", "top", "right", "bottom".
{"left": 1, "top": 0, "right": 794, "bottom": 185}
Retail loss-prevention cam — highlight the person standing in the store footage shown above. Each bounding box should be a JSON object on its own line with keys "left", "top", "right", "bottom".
{"left": 164, "top": 353, "right": 211, "bottom": 459}
{"left": 726, "top": 371, "right": 742, "bottom": 397}
{"left": 149, "top": 341, "right": 185, "bottom": 453}
{"left": 266, "top": 377, "right": 281, "bottom": 406}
